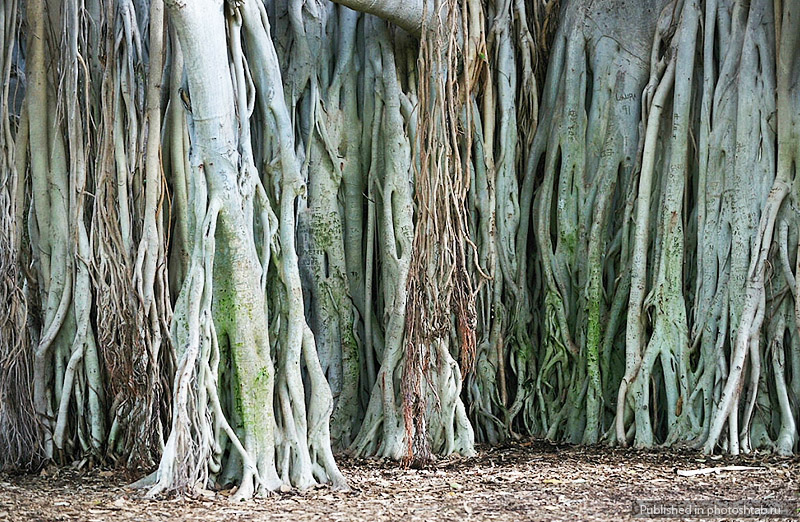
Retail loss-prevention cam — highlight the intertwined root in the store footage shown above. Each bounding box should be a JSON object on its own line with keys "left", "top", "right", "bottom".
{"left": 525, "top": 0, "right": 799, "bottom": 452}
{"left": 145, "top": 0, "right": 347, "bottom": 496}
{"left": 2, "top": 0, "right": 799, "bottom": 488}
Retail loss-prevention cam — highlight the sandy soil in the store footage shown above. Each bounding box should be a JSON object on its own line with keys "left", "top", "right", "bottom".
{"left": 1, "top": 439, "right": 799, "bottom": 521}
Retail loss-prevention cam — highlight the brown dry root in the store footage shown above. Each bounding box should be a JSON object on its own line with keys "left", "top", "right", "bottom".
{"left": 3, "top": 0, "right": 800, "bottom": 485}
{"left": 96, "top": 0, "right": 173, "bottom": 468}
{"left": 458, "top": 0, "right": 550, "bottom": 445}
{"left": 263, "top": 0, "right": 537, "bottom": 459}
{"left": 0, "top": 0, "right": 44, "bottom": 470}
{"left": 347, "top": 0, "right": 488, "bottom": 459}
{"left": 0, "top": 0, "right": 173, "bottom": 470}
{"left": 25, "top": 0, "right": 107, "bottom": 463}
{"left": 401, "top": 0, "right": 478, "bottom": 461}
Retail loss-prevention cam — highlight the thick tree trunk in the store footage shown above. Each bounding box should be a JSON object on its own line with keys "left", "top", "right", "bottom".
{"left": 2, "top": 0, "right": 799, "bottom": 484}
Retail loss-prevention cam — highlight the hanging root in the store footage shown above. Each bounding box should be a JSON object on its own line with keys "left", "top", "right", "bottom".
{"left": 401, "top": 0, "right": 479, "bottom": 461}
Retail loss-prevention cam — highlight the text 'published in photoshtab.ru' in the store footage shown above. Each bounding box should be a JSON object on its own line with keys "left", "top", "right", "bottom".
{"left": 633, "top": 499, "right": 800, "bottom": 518}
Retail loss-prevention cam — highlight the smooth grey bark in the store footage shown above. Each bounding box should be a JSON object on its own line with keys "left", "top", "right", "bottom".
{"left": 331, "top": 0, "right": 427, "bottom": 35}
{"left": 2, "top": 0, "right": 800, "bottom": 482}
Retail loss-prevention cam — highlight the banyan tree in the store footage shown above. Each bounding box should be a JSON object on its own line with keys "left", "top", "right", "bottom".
{"left": 0, "top": 0, "right": 798, "bottom": 498}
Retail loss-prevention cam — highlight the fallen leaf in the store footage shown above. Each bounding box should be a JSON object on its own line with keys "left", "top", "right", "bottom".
{"left": 196, "top": 487, "right": 215, "bottom": 499}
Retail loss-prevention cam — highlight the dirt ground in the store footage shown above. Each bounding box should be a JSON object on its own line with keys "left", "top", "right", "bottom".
{"left": 1, "top": 439, "right": 799, "bottom": 521}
